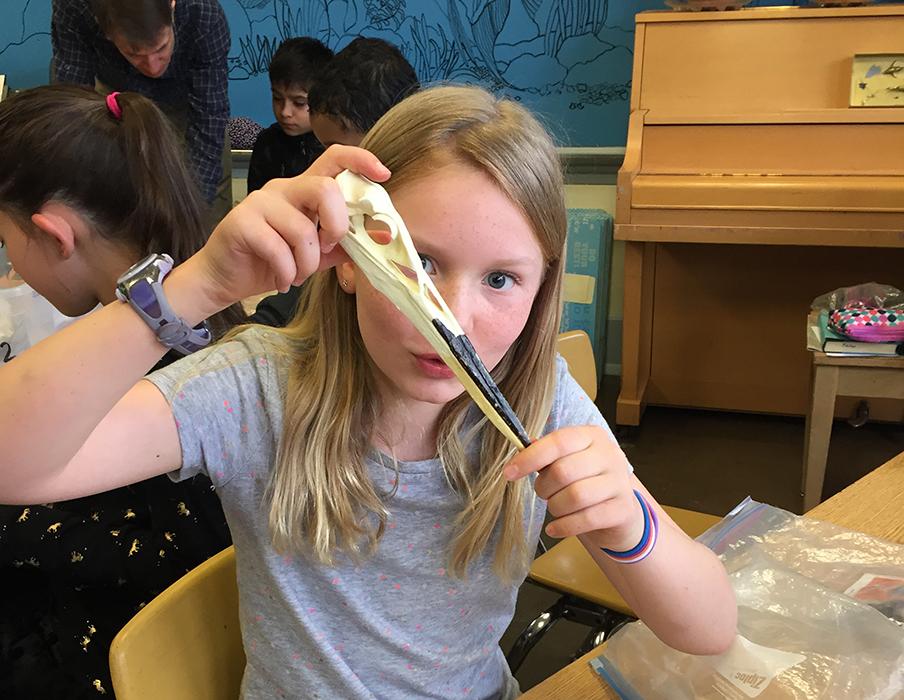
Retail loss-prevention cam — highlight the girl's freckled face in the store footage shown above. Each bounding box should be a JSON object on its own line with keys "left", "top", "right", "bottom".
{"left": 351, "top": 162, "right": 546, "bottom": 410}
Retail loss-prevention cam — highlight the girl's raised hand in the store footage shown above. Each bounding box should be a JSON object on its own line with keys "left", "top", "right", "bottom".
{"left": 504, "top": 426, "right": 646, "bottom": 551}
{"left": 189, "top": 145, "right": 390, "bottom": 314}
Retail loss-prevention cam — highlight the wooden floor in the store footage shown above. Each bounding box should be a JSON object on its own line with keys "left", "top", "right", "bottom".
{"left": 500, "top": 376, "right": 904, "bottom": 692}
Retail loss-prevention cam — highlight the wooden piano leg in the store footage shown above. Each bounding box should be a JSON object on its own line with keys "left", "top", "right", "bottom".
{"left": 616, "top": 241, "right": 656, "bottom": 426}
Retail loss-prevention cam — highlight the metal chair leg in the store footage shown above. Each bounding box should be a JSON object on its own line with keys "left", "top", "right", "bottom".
{"left": 609, "top": 617, "right": 633, "bottom": 636}
{"left": 574, "top": 626, "right": 608, "bottom": 660}
{"left": 506, "top": 598, "right": 566, "bottom": 674}
{"left": 572, "top": 611, "right": 633, "bottom": 659}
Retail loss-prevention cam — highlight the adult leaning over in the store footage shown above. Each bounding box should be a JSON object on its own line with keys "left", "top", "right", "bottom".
{"left": 52, "top": 0, "right": 233, "bottom": 229}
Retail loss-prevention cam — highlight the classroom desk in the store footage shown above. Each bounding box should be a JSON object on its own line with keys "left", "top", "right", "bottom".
{"left": 521, "top": 450, "right": 904, "bottom": 699}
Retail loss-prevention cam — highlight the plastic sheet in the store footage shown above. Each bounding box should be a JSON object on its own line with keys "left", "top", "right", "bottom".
{"left": 811, "top": 283, "right": 903, "bottom": 316}
{"left": 592, "top": 499, "right": 904, "bottom": 699}
{"left": 0, "top": 273, "right": 84, "bottom": 364}
{"left": 811, "top": 283, "right": 904, "bottom": 343}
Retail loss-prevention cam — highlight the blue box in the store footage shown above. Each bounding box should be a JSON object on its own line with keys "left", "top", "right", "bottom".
{"left": 560, "top": 209, "right": 613, "bottom": 375}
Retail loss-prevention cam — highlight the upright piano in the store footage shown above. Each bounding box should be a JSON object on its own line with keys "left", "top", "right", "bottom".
{"left": 616, "top": 4, "right": 904, "bottom": 426}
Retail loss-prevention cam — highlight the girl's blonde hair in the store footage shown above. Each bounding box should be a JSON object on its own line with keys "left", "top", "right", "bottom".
{"left": 268, "top": 85, "right": 567, "bottom": 580}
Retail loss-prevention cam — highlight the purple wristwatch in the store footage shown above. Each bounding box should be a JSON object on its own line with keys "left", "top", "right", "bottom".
{"left": 115, "top": 253, "right": 212, "bottom": 355}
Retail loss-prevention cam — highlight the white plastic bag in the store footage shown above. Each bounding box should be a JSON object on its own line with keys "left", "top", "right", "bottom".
{"left": 0, "top": 271, "right": 84, "bottom": 364}
{"left": 591, "top": 499, "right": 904, "bottom": 699}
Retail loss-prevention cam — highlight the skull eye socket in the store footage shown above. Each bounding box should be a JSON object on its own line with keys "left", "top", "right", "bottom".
{"left": 363, "top": 215, "right": 392, "bottom": 245}
{"left": 392, "top": 261, "right": 418, "bottom": 281}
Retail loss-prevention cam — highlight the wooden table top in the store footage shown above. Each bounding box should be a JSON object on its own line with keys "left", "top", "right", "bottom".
{"left": 521, "top": 450, "right": 904, "bottom": 699}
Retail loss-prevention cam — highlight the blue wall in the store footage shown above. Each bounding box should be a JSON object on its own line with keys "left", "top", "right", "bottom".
{"left": 0, "top": 1, "right": 899, "bottom": 146}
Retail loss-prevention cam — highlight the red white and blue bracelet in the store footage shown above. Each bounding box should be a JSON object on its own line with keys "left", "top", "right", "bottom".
{"left": 601, "top": 490, "right": 659, "bottom": 564}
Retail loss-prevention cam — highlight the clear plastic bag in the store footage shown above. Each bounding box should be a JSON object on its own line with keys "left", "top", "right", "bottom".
{"left": 698, "top": 498, "right": 904, "bottom": 616}
{"left": 591, "top": 499, "right": 904, "bottom": 699}
{"left": 0, "top": 272, "right": 83, "bottom": 364}
{"left": 810, "top": 283, "right": 904, "bottom": 343}
{"left": 810, "top": 283, "right": 904, "bottom": 315}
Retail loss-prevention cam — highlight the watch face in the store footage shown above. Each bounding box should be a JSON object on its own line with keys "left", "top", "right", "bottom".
{"left": 131, "top": 279, "right": 163, "bottom": 320}
{"left": 120, "top": 253, "right": 175, "bottom": 285}
{"left": 124, "top": 253, "right": 160, "bottom": 279}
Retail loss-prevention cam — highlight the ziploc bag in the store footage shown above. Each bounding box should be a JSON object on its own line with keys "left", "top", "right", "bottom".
{"left": 811, "top": 283, "right": 904, "bottom": 343}
{"left": 591, "top": 499, "right": 904, "bottom": 699}
{"left": 0, "top": 274, "right": 85, "bottom": 364}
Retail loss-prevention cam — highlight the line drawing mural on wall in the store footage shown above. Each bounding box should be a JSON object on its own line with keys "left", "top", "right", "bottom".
{"left": 4, "top": 0, "right": 893, "bottom": 145}
{"left": 0, "top": 0, "right": 50, "bottom": 68}
{"left": 220, "top": 0, "right": 664, "bottom": 144}
{"left": 221, "top": 1, "right": 638, "bottom": 102}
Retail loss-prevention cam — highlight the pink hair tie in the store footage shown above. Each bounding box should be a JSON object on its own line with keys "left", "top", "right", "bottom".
{"left": 106, "top": 91, "right": 123, "bottom": 120}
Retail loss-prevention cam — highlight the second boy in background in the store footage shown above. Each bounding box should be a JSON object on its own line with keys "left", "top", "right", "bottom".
{"left": 308, "top": 37, "right": 420, "bottom": 147}
{"left": 251, "top": 36, "right": 419, "bottom": 327}
{"left": 246, "top": 38, "right": 333, "bottom": 193}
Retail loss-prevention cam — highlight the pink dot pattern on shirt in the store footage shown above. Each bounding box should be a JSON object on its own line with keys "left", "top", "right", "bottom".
{"left": 258, "top": 533, "right": 491, "bottom": 691}
{"left": 213, "top": 378, "right": 549, "bottom": 700}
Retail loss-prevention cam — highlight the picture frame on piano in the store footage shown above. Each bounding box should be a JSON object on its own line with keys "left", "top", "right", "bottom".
{"left": 850, "top": 53, "right": 904, "bottom": 107}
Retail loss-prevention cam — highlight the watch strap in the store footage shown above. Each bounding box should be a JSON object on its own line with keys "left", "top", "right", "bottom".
{"left": 117, "top": 254, "right": 212, "bottom": 355}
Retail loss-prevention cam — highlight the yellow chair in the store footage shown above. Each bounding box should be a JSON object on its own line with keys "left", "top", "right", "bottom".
{"left": 555, "top": 330, "right": 600, "bottom": 402}
{"left": 109, "top": 546, "right": 244, "bottom": 700}
{"left": 506, "top": 330, "right": 721, "bottom": 672}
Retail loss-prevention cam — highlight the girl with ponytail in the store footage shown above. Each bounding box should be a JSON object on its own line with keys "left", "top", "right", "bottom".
{"left": 0, "top": 84, "right": 241, "bottom": 699}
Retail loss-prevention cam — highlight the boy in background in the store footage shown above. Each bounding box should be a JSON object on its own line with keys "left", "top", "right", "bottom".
{"left": 308, "top": 37, "right": 419, "bottom": 148}
{"left": 246, "top": 37, "right": 333, "bottom": 193}
{"left": 251, "top": 36, "right": 419, "bottom": 328}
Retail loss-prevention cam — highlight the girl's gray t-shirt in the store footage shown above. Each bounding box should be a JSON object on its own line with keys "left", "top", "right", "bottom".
{"left": 147, "top": 326, "right": 613, "bottom": 700}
